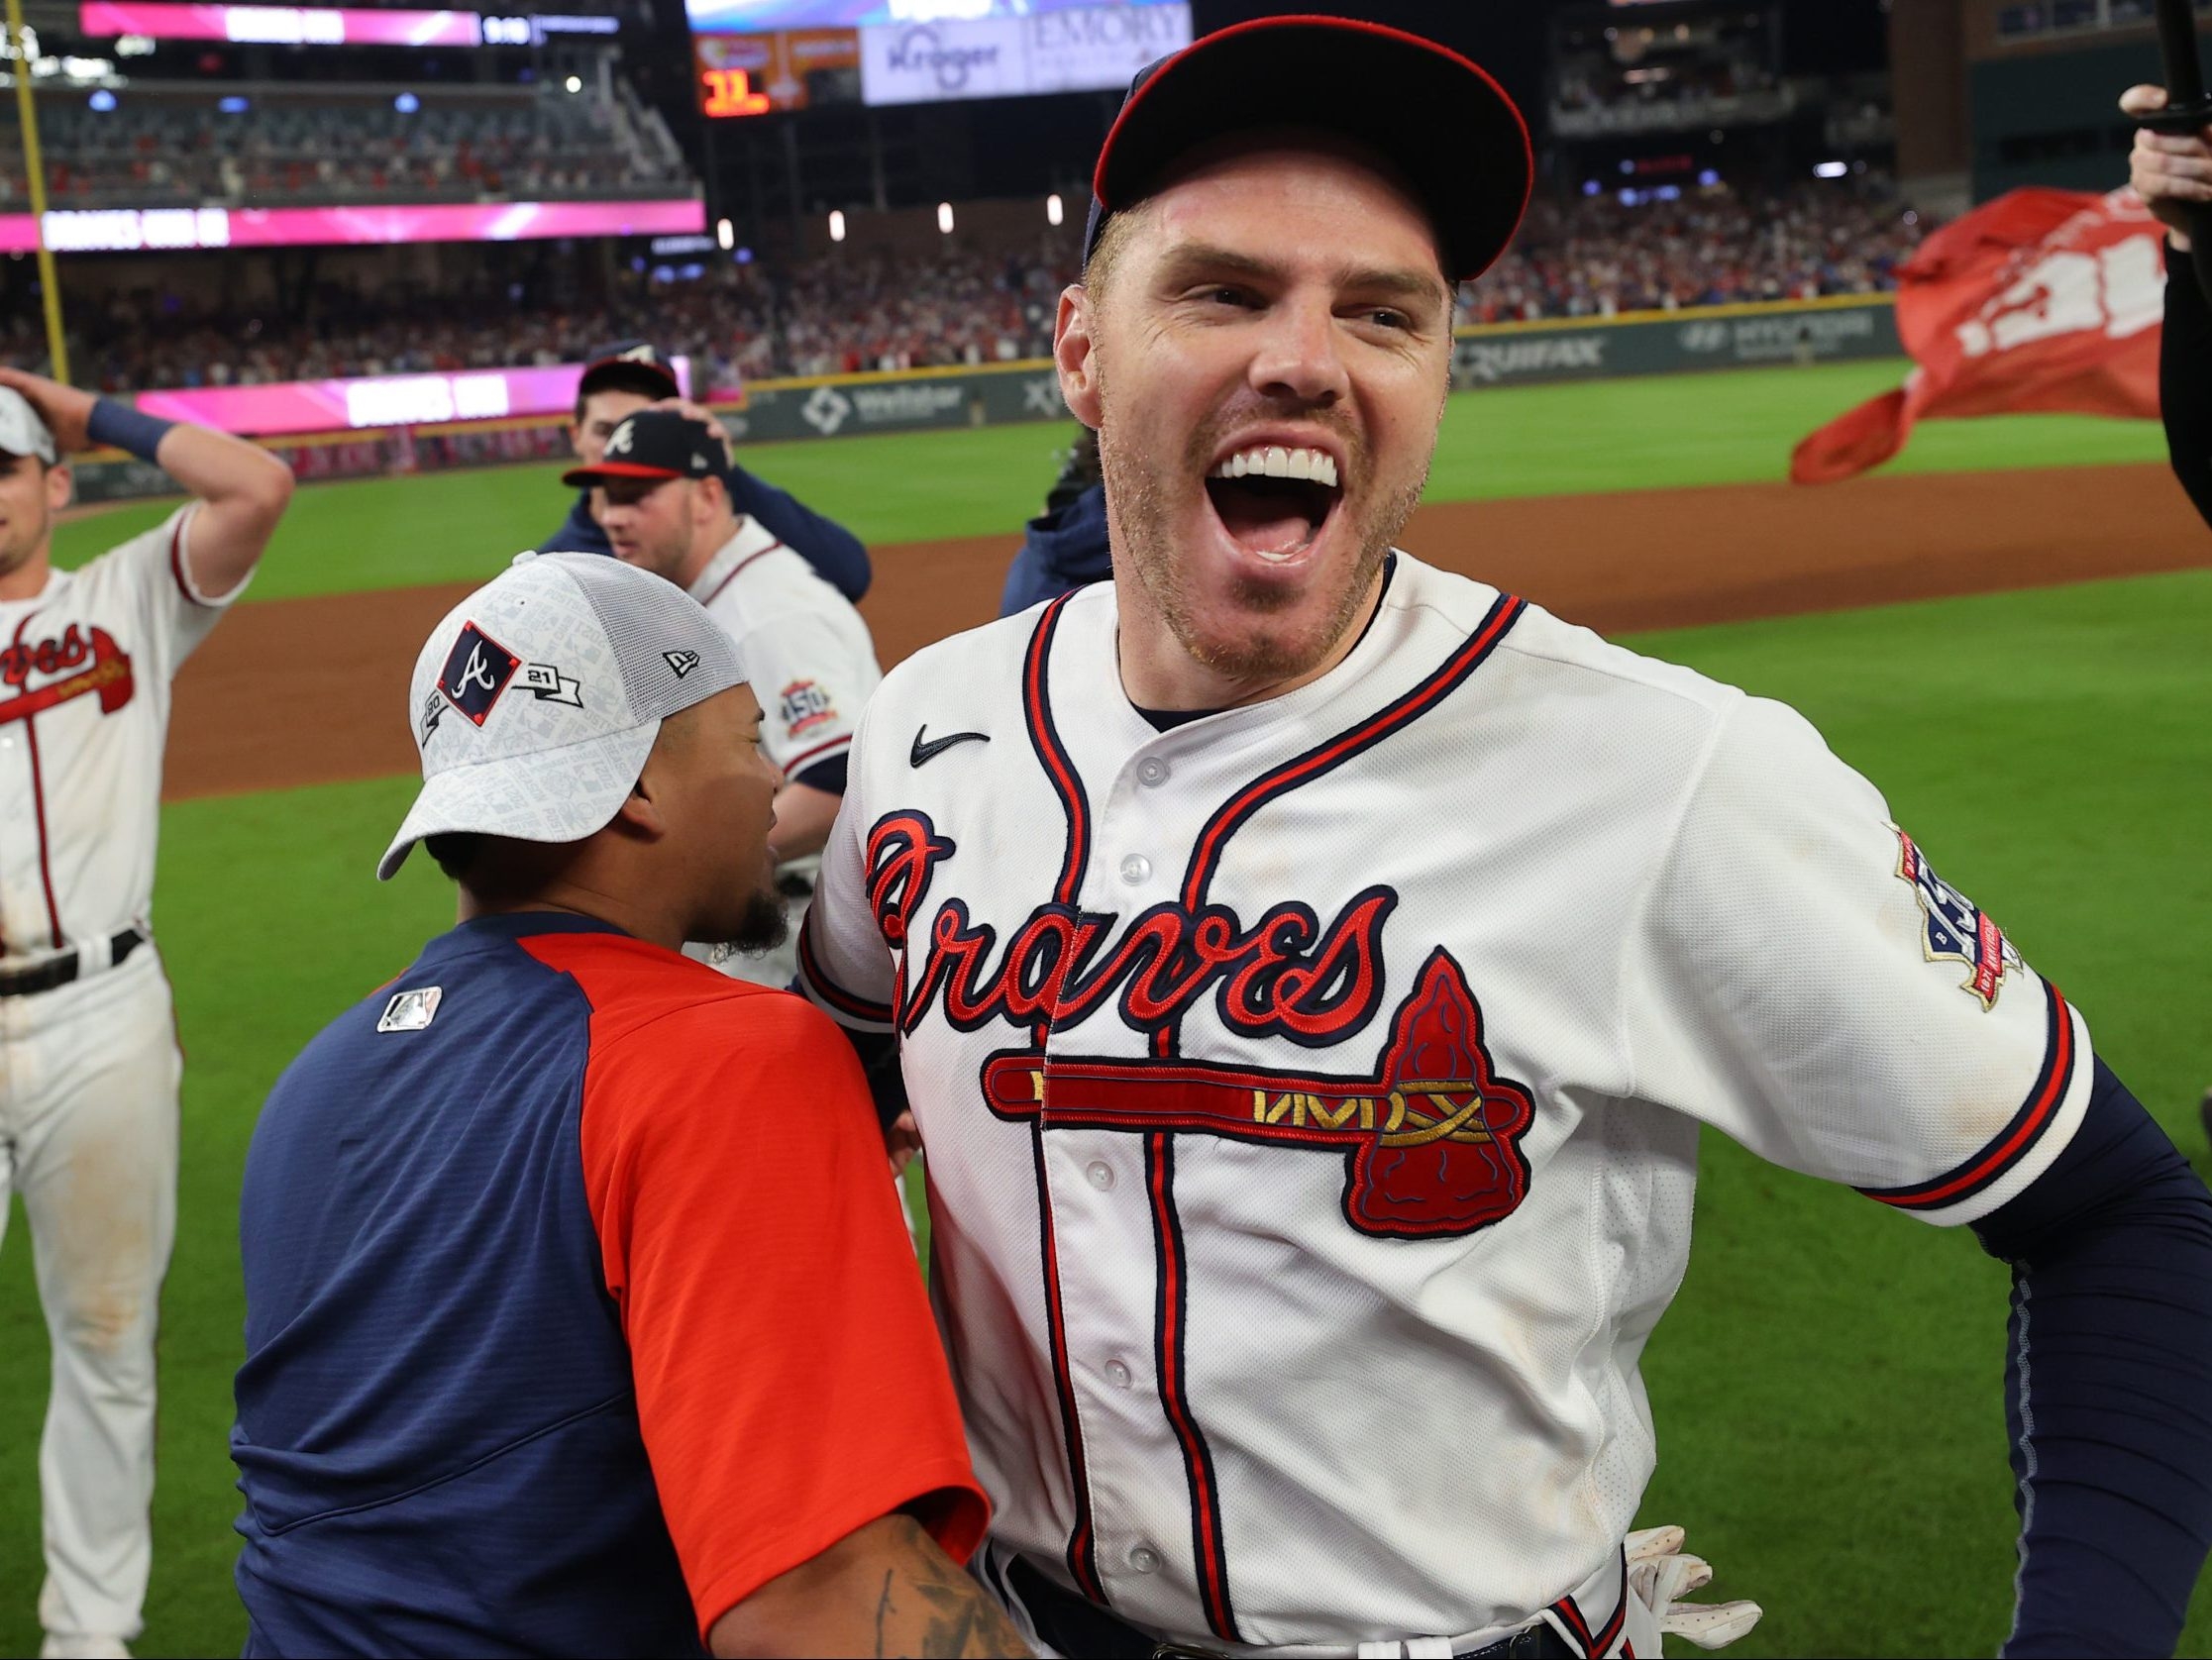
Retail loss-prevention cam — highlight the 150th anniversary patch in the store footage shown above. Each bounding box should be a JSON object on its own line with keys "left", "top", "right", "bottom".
{"left": 1894, "top": 827, "right": 2022, "bottom": 1010}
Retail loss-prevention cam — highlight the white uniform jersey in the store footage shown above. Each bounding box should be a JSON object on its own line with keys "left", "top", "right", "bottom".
{"left": 797, "top": 554, "right": 2091, "bottom": 1653}
{"left": 0, "top": 506, "right": 234, "bottom": 967}
{"left": 687, "top": 515, "right": 881, "bottom": 986}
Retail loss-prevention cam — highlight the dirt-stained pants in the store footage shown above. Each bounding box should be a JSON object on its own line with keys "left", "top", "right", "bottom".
{"left": 0, "top": 947, "right": 179, "bottom": 1645}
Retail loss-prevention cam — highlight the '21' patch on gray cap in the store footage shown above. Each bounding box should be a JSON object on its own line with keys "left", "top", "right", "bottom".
{"left": 377, "top": 550, "right": 747, "bottom": 880}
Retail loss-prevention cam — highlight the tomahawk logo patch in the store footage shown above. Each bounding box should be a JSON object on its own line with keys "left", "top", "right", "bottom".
{"left": 438, "top": 624, "right": 521, "bottom": 726}
{"left": 1894, "top": 828, "right": 2022, "bottom": 1009}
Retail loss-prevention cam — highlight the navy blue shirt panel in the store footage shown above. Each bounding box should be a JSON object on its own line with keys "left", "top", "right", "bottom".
{"left": 233, "top": 914, "right": 698, "bottom": 1658}
{"left": 1000, "top": 482, "right": 1111, "bottom": 616}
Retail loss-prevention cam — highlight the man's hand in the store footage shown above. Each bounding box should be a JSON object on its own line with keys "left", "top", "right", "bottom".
{"left": 650, "top": 396, "right": 737, "bottom": 467}
{"left": 2123, "top": 84, "right": 2212, "bottom": 251}
{"left": 0, "top": 365, "right": 96, "bottom": 453}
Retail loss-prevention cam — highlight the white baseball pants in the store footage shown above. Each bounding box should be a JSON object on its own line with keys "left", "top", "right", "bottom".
{"left": 0, "top": 947, "right": 179, "bottom": 1645}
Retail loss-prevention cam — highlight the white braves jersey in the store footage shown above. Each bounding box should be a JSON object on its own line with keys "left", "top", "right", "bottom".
{"left": 797, "top": 554, "right": 2092, "bottom": 1653}
{"left": 0, "top": 507, "right": 238, "bottom": 969}
{"left": 687, "top": 516, "right": 881, "bottom": 842}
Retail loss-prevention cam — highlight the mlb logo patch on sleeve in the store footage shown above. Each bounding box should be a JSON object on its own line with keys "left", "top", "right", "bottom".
{"left": 438, "top": 624, "right": 521, "bottom": 726}
{"left": 1894, "top": 828, "right": 2023, "bottom": 1009}
{"left": 377, "top": 986, "right": 444, "bottom": 1032}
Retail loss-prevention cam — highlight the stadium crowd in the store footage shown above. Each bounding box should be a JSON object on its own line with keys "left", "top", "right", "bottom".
{"left": 20, "top": 179, "right": 1929, "bottom": 394}
{"left": 3, "top": 89, "right": 681, "bottom": 210}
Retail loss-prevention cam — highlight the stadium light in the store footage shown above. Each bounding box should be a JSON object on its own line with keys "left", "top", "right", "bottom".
{"left": 828, "top": 209, "right": 846, "bottom": 243}
{"left": 393, "top": 91, "right": 419, "bottom": 113}
{"left": 219, "top": 95, "right": 249, "bottom": 113}
{"left": 716, "top": 217, "right": 733, "bottom": 251}
{"left": 1814, "top": 160, "right": 1847, "bottom": 179}
{"left": 938, "top": 202, "right": 955, "bottom": 235}
{"left": 1046, "top": 193, "right": 1064, "bottom": 227}
{"left": 88, "top": 89, "right": 116, "bottom": 111}
{"left": 564, "top": 73, "right": 581, "bottom": 93}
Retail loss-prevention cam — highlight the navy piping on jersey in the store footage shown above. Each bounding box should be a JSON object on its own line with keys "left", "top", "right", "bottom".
{"left": 1013, "top": 580, "right": 1530, "bottom": 1644}
{"left": 1858, "top": 980, "right": 2075, "bottom": 1212}
{"left": 1548, "top": 1548, "right": 1628, "bottom": 1657}
{"left": 1017, "top": 589, "right": 1108, "bottom": 1608}
{"left": 797, "top": 907, "right": 893, "bottom": 1025}
{"left": 9, "top": 609, "right": 66, "bottom": 947}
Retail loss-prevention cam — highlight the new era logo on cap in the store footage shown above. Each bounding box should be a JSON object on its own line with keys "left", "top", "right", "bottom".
{"left": 437, "top": 624, "right": 521, "bottom": 726}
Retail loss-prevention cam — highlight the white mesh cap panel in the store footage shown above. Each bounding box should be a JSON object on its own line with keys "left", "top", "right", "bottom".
{"left": 557, "top": 550, "right": 750, "bottom": 723}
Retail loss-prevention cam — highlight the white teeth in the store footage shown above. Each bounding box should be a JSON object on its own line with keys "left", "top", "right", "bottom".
{"left": 1209, "top": 445, "right": 1343, "bottom": 488}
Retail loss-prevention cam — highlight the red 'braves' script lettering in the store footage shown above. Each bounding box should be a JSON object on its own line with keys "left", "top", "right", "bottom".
{"left": 0, "top": 627, "right": 135, "bottom": 722}
{"left": 865, "top": 809, "right": 1398, "bottom": 1046}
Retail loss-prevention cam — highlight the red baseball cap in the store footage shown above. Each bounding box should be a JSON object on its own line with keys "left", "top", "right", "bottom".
{"left": 1082, "top": 15, "right": 1532, "bottom": 285}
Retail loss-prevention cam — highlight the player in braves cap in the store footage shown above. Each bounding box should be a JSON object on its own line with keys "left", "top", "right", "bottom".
{"left": 543, "top": 340, "right": 877, "bottom": 603}
{"left": 0, "top": 364, "right": 294, "bottom": 1660}
{"left": 795, "top": 16, "right": 2212, "bottom": 1659}
{"left": 232, "top": 551, "right": 1020, "bottom": 1657}
{"left": 563, "top": 407, "right": 885, "bottom": 991}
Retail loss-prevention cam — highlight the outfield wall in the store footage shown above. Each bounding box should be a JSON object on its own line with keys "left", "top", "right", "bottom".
{"left": 73, "top": 295, "right": 1902, "bottom": 503}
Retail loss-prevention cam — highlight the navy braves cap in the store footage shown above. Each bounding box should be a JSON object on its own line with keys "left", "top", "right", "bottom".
{"left": 577, "top": 341, "right": 681, "bottom": 402}
{"left": 1082, "top": 15, "right": 1533, "bottom": 284}
{"left": 561, "top": 409, "right": 723, "bottom": 488}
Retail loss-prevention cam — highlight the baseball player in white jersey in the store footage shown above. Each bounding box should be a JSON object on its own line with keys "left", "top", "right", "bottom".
{"left": 795, "top": 18, "right": 2212, "bottom": 1659}
{"left": 563, "top": 407, "right": 882, "bottom": 989}
{"left": 0, "top": 367, "right": 293, "bottom": 1658}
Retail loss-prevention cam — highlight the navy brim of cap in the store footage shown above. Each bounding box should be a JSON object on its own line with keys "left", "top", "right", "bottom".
{"left": 1084, "top": 14, "right": 1532, "bottom": 285}
{"left": 577, "top": 357, "right": 681, "bottom": 400}
{"left": 561, "top": 460, "right": 689, "bottom": 487}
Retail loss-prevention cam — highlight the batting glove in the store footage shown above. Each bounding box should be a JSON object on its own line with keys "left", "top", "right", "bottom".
{"left": 1624, "top": 1525, "right": 1763, "bottom": 1650}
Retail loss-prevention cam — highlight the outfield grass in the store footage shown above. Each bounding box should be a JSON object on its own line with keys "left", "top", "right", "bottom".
{"left": 1, "top": 567, "right": 2203, "bottom": 1656}
{"left": 52, "top": 359, "right": 2171, "bottom": 601}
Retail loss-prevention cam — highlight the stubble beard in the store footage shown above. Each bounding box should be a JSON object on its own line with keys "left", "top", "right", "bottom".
{"left": 1096, "top": 368, "right": 1429, "bottom": 686}
{"left": 707, "top": 882, "right": 790, "bottom": 961}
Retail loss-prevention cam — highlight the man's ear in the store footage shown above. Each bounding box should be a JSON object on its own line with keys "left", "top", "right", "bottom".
{"left": 1055, "top": 284, "right": 1104, "bottom": 429}
{"left": 609, "top": 769, "right": 670, "bottom": 841}
{"left": 47, "top": 463, "right": 72, "bottom": 513}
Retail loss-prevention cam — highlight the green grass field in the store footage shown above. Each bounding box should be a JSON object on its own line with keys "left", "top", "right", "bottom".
{"left": 11, "top": 361, "right": 2209, "bottom": 1656}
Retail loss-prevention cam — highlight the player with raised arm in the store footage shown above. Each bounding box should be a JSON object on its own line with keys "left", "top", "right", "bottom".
{"left": 0, "top": 365, "right": 293, "bottom": 1659}
{"left": 797, "top": 19, "right": 2212, "bottom": 1657}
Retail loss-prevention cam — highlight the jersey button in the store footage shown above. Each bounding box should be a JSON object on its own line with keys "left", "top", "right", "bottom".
{"left": 1136, "top": 758, "right": 1169, "bottom": 786}
{"left": 1105, "top": 1359, "right": 1132, "bottom": 1389}
{"left": 1128, "top": 1545, "right": 1161, "bottom": 1575}
{"left": 1119, "top": 854, "right": 1151, "bottom": 885}
{"left": 1085, "top": 1160, "right": 1114, "bottom": 1191}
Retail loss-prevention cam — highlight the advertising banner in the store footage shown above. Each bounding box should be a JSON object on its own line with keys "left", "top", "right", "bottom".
{"left": 695, "top": 28, "right": 858, "bottom": 117}
{"left": 78, "top": 2, "right": 613, "bottom": 44}
{"left": 858, "top": 2, "right": 1189, "bottom": 105}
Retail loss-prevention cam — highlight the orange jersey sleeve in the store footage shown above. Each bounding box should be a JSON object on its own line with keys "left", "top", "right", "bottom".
{"left": 564, "top": 946, "right": 988, "bottom": 1638}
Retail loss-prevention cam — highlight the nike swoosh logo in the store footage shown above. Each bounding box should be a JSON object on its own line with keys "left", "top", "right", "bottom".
{"left": 910, "top": 726, "right": 991, "bottom": 767}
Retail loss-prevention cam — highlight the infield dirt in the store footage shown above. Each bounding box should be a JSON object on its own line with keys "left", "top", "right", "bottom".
{"left": 165, "top": 462, "right": 2209, "bottom": 800}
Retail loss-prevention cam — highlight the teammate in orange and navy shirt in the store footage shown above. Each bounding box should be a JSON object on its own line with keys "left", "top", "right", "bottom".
{"left": 231, "top": 553, "right": 1019, "bottom": 1657}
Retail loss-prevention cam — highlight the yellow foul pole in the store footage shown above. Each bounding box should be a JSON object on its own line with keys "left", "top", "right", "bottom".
{"left": 4, "top": 0, "right": 69, "bottom": 385}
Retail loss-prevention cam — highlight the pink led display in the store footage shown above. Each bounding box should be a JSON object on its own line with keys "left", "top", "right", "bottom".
{"left": 131, "top": 358, "right": 692, "bottom": 437}
{"left": 0, "top": 198, "right": 704, "bottom": 253}
{"left": 79, "top": 2, "right": 482, "bottom": 45}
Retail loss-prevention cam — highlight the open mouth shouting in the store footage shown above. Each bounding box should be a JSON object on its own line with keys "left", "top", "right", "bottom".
{"left": 1204, "top": 439, "right": 1347, "bottom": 568}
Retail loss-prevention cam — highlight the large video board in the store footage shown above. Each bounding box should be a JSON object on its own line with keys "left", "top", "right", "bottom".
{"left": 859, "top": 3, "right": 1186, "bottom": 103}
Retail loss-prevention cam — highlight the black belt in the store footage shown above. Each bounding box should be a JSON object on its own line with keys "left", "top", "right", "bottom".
{"left": 1005, "top": 1556, "right": 1574, "bottom": 1660}
{"left": 0, "top": 926, "right": 146, "bottom": 998}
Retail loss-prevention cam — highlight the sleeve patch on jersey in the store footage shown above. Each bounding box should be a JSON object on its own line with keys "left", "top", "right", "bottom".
{"left": 778, "top": 678, "right": 839, "bottom": 738}
{"left": 1894, "top": 827, "right": 2022, "bottom": 1010}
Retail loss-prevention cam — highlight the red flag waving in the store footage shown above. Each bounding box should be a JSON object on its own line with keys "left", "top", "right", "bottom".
{"left": 1792, "top": 188, "right": 2163, "bottom": 484}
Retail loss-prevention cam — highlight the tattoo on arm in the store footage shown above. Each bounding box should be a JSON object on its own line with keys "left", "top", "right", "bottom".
{"left": 870, "top": 1516, "right": 1030, "bottom": 1658}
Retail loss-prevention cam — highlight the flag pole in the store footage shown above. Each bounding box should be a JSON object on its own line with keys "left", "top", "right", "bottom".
{"left": 4, "top": 0, "right": 70, "bottom": 385}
